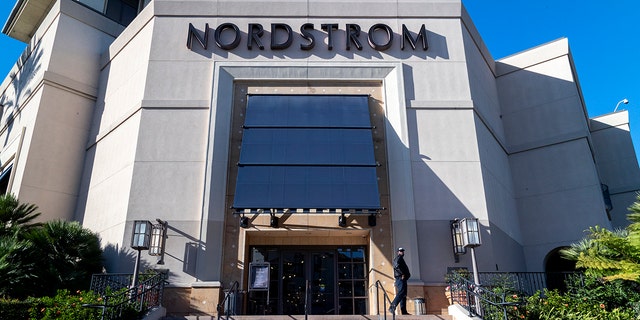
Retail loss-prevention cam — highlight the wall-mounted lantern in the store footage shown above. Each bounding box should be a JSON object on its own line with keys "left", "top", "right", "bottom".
{"left": 450, "top": 219, "right": 466, "bottom": 262}
{"left": 149, "top": 219, "right": 168, "bottom": 264}
{"left": 131, "top": 220, "right": 152, "bottom": 250}
{"left": 453, "top": 217, "right": 481, "bottom": 286}
{"left": 130, "top": 219, "right": 168, "bottom": 290}
{"left": 459, "top": 218, "right": 481, "bottom": 248}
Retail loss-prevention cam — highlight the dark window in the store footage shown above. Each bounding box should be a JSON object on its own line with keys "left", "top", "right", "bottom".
{"left": 74, "top": 0, "right": 147, "bottom": 26}
{"left": 105, "top": 0, "right": 139, "bottom": 26}
{"left": 0, "top": 164, "right": 12, "bottom": 195}
{"left": 233, "top": 95, "right": 381, "bottom": 211}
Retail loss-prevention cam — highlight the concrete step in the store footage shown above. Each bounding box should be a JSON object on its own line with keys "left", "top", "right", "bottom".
{"left": 163, "top": 315, "right": 452, "bottom": 320}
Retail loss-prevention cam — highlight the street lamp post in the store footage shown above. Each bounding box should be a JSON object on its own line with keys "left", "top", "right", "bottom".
{"left": 614, "top": 98, "right": 629, "bottom": 112}
{"left": 131, "top": 220, "right": 152, "bottom": 290}
{"left": 459, "top": 218, "right": 482, "bottom": 286}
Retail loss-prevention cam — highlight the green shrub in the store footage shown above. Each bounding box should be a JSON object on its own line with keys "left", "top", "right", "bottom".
{"left": 525, "top": 289, "right": 638, "bottom": 320}
{"left": 0, "top": 297, "right": 31, "bottom": 319}
{"left": 28, "top": 289, "right": 103, "bottom": 320}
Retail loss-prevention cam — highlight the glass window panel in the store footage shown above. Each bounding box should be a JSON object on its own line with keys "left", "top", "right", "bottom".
{"left": 338, "top": 281, "right": 353, "bottom": 297}
{"left": 337, "top": 248, "right": 352, "bottom": 262}
{"left": 339, "top": 299, "right": 353, "bottom": 315}
{"left": 353, "top": 281, "right": 366, "bottom": 296}
{"left": 354, "top": 298, "right": 367, "bottom": 314}
{"left": 338, "top": 264, "right": 352, "bottom": 279}
{"left": 352, "top": 248, "right": 366, "bottom": 262}
{"left": 353, "top": 263, "right": 365, "bottom": 279}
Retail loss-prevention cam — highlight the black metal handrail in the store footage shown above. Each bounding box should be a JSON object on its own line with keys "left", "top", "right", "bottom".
{"left": 85, "top": 271, "right": 168, "bottom": 320}
{"left": 448, "top": 271, "right": 525, "bottom": 320}
{"left": 478, "top": 272, "right": 576, "bottom": 296}
{"left": 217, "top": 281, "right": 240, "bottom": 320}
{"left": 373, "top": 280, "right": 395, "bottom": 320}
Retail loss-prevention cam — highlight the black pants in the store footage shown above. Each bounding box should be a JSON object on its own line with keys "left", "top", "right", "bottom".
{"left": 391, "top": 277, "right": 407, "bottom": 313}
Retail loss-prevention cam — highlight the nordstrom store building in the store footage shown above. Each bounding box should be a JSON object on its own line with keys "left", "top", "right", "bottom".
{"left": 2, "top": 0, "right": 639, "bottom": 316}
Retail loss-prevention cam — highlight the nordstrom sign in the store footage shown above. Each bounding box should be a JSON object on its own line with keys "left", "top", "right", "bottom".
{"left": 187, "top": 22, "right": 429, "bottom": 52}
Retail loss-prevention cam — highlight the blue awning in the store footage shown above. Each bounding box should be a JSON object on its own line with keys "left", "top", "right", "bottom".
{"left": 232, "top": 95, "right": 381, "bottom": 211}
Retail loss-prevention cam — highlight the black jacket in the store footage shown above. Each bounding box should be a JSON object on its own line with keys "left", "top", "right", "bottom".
{"left": 393, "top": 254, "right": 410, "bottom": 279}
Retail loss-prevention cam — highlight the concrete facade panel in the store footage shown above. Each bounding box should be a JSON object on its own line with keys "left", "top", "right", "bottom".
{"left": 509, "top": 139, "right": 600, "bottom": 198}
{"left": 517, "top": 185, "right": 609, "bottom": 247}
{"left": 409, "top": 108, "right": 479, "bottom": 162}
{"left": 49, "top": 14, "right": 116, "bottom": 90}
{"left": 412, "top": 160, "right": 486, "bottom": 221}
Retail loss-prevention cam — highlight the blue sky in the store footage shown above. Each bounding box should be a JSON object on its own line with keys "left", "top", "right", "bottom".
{"left": 0, "top": 1, "right": 638, "bottom": 156}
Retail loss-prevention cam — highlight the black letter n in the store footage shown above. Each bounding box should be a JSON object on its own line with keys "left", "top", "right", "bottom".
{"left": 187, "top": 23, "right": 209, "bottom": 50}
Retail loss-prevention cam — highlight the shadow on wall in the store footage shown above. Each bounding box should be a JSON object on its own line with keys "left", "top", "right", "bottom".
{"left": 1, "top": 44, "right": 43, "bottom": 148}
{"left": 103, "top": 242, "right": 154, "bottom": 274}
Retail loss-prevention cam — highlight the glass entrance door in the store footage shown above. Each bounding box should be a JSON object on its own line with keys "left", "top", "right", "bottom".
{"left": 281, "top": 250, "right": 336, "bottom": 314}
{"left": 247, "top": 246, "right": 365, "bottom": 315}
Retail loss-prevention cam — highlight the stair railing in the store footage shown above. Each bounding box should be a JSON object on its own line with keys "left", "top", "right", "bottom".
{"left": 374, "top": 280, "right": 395, "bottom": 320}
{"left": 217, "top": 280, "right": 240, "bottom": 320}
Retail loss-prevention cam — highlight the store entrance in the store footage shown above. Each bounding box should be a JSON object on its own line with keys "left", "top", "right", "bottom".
{"left": 247, "top": 246, "right": 367, "bottom": 315}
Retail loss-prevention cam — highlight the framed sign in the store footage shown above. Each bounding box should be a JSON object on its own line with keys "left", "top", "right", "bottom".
{"left": 249, "top": 262, "right": 270, "bottom": 291}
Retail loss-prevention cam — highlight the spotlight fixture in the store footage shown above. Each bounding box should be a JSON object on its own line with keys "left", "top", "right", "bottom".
{"left": 338, "top": 213, "right": 347, "bottom": 227}
{"left": 270, "top": 215, "right": 279, "bottom": 228}
{"left": 368, "top": 214, "right": 376, "bottom": 227}
{"left": 240, "top": 215, "right": 249, "bottom": 228}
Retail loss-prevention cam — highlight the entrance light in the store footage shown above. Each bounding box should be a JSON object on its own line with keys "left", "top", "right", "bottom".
{"left": 131, "top": 220, "right": 152, "bottom": 250}
{"left": 149, "top": 219, "right": 168, "bottom": 264}
{"left": 130, "top": 220, "right": 152, "bottom": 292}
{"left": 454, "top": 218, "right": 481, "bottom": 286}
{"left": 130, "top": 219, "right": 169, "bottom": 289}
{"left": 460, "top": 218, "right": 481, "bottom": 247}
{"left": 450, "top": 219, "right": 466, "bottom": 262}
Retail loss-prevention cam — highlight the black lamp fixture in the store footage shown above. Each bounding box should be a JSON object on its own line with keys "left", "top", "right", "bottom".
{"left": 240, "top": 214, "right": 249, "bottom": 228}
{"left": 269, "top": 209, "right": 279, "bottom": 228}
{"left": 450, "top": 219, "right": 466, "bottom": 262}
{"left": 368, "top": 213, "right": 377, "bottom": 227}
{"left": 451, "top": 217, "right": 482, "bottom": 286}
{"left": 338, "top": 213, "right": 347, "bottom": 227}
{"left": 130, "top": 219, "right": 169, "bottom": 289}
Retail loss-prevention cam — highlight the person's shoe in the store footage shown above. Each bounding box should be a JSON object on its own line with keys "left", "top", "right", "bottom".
{"left": 401, "top": 312, "right": 411, "bottom": 315}
{"left": 388, "top": 305, "right": 395, "bottom": 314}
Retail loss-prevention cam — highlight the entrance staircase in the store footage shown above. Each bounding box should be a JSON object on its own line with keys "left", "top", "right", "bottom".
{"left": 162, "top": 315, "right": 452, "bottom": 320}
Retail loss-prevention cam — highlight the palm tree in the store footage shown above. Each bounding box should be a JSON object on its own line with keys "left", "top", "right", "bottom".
{"left": 0, "top": 236, "right": 34, "bottom": 297}
{"left": 0, "top": 193, "right": 41, "bottom": 238}
{"left": 561, "top": 195, "right": 640, "bottom": 282}
{"left": 21, "top": 220, "right": 103, "bottom": 297}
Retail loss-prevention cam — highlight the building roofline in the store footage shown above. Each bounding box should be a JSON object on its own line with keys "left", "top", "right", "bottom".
{"left": 2, "top": 0, "right": 56, "bottom": 43}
